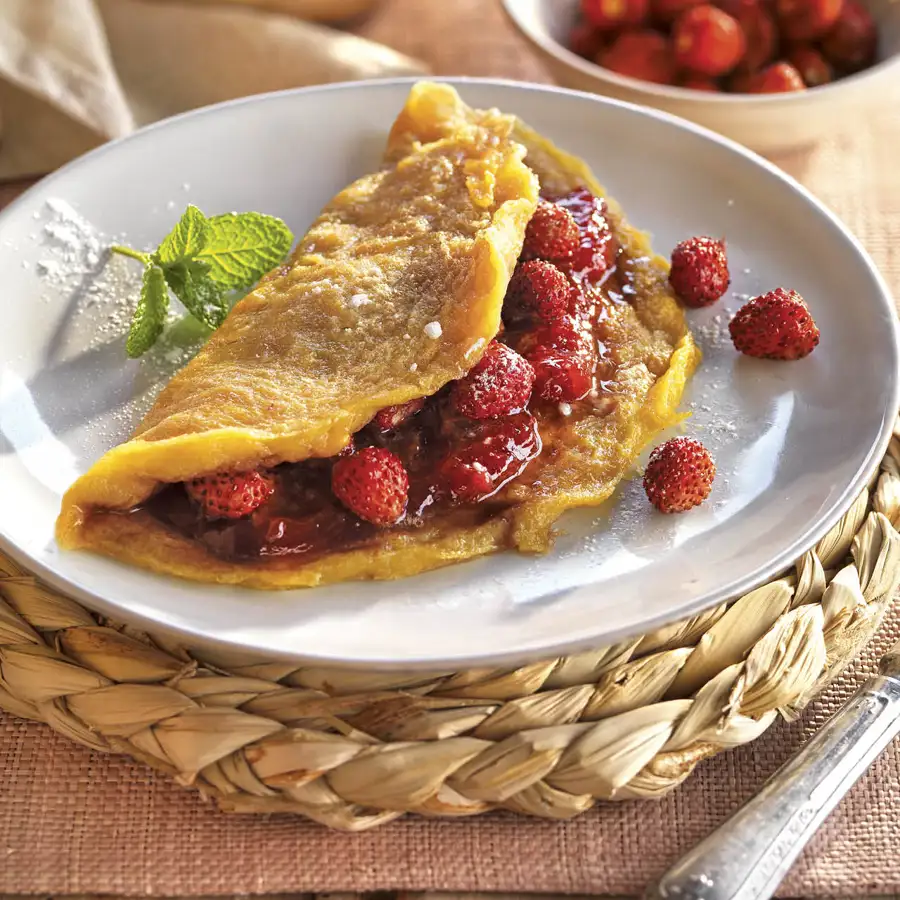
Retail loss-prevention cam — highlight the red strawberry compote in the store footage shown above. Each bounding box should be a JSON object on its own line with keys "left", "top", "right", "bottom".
{"left": 506, "top": 188, "right": 624, "bottom": 405}
{"left": 144, "top": 394, "right": 543, "bottom": 560}
{"left": 554, "top": 188, "right": 618, "bottom": 286}
{"left": 142, "top": 185, "right": 655, "bottom": 562}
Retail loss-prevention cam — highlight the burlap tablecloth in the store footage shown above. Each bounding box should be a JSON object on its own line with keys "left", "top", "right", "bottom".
{"left": 2, "top": 0, "right": 900, "bottom": 895}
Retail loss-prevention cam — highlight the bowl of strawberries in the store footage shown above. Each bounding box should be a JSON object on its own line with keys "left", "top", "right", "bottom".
{"left": 501, "top": 0, "right": 900, "bottom": 154}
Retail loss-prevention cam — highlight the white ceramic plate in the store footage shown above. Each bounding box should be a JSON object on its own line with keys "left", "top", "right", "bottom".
{"left": 0, "top": 79, "right": 896, "bottom": 669}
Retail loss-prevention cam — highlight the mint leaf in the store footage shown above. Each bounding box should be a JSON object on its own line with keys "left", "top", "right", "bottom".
{"left": 127, "top": 265, "right": 169, "bottom": 359}
{"left": 197, "top": 212, "right": 293, "bottom": 289}
{"left": 155, "top": 204, "right": 209, "bottom": 265}
{"left": 163, "top": 259, "right": 228, "bottom": 329}
{"left": 111, "top": 205, "right": 293, "bottom": 359}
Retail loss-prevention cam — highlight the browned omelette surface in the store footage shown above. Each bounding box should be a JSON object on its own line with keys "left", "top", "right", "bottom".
{"left": 57, "top": 83, "right": 698, "bottom": 588}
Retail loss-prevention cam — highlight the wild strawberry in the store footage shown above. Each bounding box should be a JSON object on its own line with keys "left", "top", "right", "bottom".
{"left": 186, "top": 470, "right": 275, "bottom": 520}
{"left": 332, "top": 447, "right": 409, "bottom": 525}
{"left": 669, "top": 236, "right": 730, "bottom": 307}
{"left": 820, "top": 0, "right": 877, "bottom": 72}
{"left": 581, "top": 0, "right": 650, "bottom": 31}
{"left": 372, "top": 397, "right": 426, "bottom": 432}
{"left": 522, "top": 200, "right": 580, "bottom": 264}
{"left": 732, "top": 61, "right": 806, "bottom": 91}
{"left": 521, "top": 315, "right": 595, "bottom": 356}
{"left": 507, "top": 259, "right": 573, "bottom": 324}
{"left": 453, "top": 341, "right": 535, "bottom": 419}
{"left": 652, "top": 0, "right": 705, "bottom": 25}
{"left": 729, "top": 288, "right": 820, "bottom": 359}
{"left": 681, "top": 74, "right": 722, "bottom": 90}
{"left": 534, "top": 316, "right": 594, "bottom": 355}
{"left": 530, "top": 350, "right": 595, "bottom": 402}
{"left": 566, "top": 282, "right": 594, "bottom": 319}
{"left": 553, "top": 187, "right": 616, "bottom": 282}
{"left": 719, "top": 0, "right": 776, "bottom": 73}
{"left": 338, "top": 436, "right": 356, "bottom": 457}
{"left": 569, "top": 20, "right": 606, "bottom": 59}
{"left": 786, "top": 46, "right": 833, "bottom": 86}
{"left": 775, "top": 0, "right": 843, "bottom": 41}
{"left": 600, "top": 30, "right": 679, "bottom": 85}
{"left": 441, "top": 414, "right": 541, "bottom": 502}
{"left": 643, "top": 437, "right": 716, "bottom": 513}
{"left": 445, "top": 456, "right": 492, "bottom": 500}
{"left": 673, "top": 5, "right": 747, "bottom": 76}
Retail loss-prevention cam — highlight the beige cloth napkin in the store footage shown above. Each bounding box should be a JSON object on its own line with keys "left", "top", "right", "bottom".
{"left": 0, "top": 0, "right": 425, "bottom": 179}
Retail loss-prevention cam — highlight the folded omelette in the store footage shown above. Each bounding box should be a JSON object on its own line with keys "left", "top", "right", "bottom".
{"left": 57, "top": 82, "right": 699, "bottom": 588}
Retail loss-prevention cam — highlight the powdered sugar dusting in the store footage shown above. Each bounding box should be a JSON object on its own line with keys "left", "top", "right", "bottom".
{"left": 41, "top": 198, "right": 104, "bottom": 277}
{"left": 27, "top": 198, "right": 212, "bottom": 444}
{"left": 695, "top": 308, "right": 733, "bottom": 348}
{"left": 35, "top": 199, "right": 140, "bottom": 348}
{"left": 36, "top": 259, "right": 61, "bottom": 277}
{"left": 683, "top": 295, "right": 749, "bottom": 494}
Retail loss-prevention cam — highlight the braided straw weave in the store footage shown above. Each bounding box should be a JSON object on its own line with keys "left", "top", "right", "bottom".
{"left": 1, "top": 419, "right": 899, "bottom": 831}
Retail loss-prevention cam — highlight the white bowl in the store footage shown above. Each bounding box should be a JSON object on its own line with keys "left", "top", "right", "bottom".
{"left": 502, "top": 0, "right": 900, "bottom": 155}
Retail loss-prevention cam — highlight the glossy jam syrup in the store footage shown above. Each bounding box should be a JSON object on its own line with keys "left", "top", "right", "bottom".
{"left": 146, "top": 462, "right": 376, "bottom": 560}
{"left": 143, "top": 396, "right": 541, "bottom": 562}
{"left": 143, "top": 186, "right": 642, "bottom": 562}
{"left": 440, "top": 414, "right": 541, "bottom": 503}
{"left": 503, "top": 188, "right": 629, "bottom": 403}
{"left": 552, "top": 187, "right": 618, "bottom": 286}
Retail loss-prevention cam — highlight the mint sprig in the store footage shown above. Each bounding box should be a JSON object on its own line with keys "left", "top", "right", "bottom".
{"left": 111, "top": 204, "right": 293, "bottom": 358}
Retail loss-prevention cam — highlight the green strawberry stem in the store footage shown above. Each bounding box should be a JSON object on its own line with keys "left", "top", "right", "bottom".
{"left": 111, "top": 244, "right": 152, "bottom": 265}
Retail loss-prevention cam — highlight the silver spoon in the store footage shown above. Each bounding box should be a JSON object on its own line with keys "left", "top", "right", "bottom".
{"left": 646, "top": 637, "right": 900, "bottom": 900}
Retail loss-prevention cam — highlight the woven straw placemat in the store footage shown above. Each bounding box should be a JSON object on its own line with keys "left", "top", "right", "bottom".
{"left": 2, "top": 0, "right": 900, "bottom": 895}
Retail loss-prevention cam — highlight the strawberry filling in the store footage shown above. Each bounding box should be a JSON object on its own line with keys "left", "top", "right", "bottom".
{"left": 553, "top": 188, "right": 617, "bottom": 285}
{"left": 140, "top": 187, "right": 640, "bottom": 562}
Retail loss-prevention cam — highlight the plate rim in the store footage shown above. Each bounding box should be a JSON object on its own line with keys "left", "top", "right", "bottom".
{"left": 1, "top": 76, "right": 897, "bottom": 670}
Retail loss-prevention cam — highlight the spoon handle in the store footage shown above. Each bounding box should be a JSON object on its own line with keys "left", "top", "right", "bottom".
{"left": 646, "top": 651, "right": 900, "bottom": 900}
